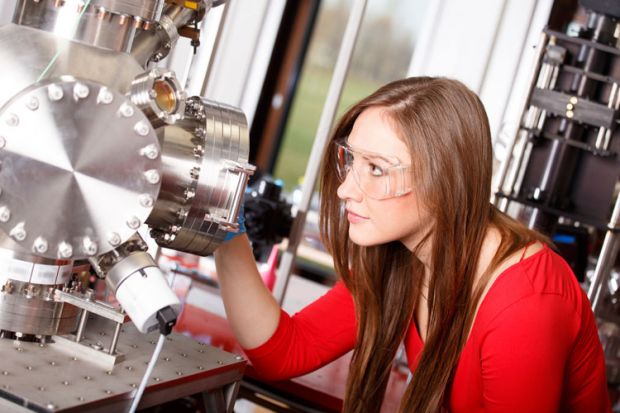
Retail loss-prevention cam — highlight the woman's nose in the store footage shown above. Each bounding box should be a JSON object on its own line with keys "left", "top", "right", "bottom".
{"left": 337, "top": 169, "right": 363, "bottom": 202}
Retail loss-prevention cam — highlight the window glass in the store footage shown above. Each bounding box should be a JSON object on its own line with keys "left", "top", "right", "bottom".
{"left": 273, "top": 0, "right": 430, "bottom": 192}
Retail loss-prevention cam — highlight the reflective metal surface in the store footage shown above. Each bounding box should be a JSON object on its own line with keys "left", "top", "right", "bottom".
{"left": 0, "top": 317, "right": 245, "bottom": 412}
{"left": 0, "top": 77, "right": 162, "bottom": 260}
{"left": 148, "top": 97, "right": 255, "bottom": 256}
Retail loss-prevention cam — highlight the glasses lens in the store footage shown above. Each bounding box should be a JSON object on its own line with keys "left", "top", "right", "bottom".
{"left": 334, "top": 141, "right": 412, "bottom": 200}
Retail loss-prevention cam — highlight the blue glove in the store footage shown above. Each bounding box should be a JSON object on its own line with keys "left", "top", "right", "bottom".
{"left": 223, "top": 206, "right": 246, "bottom": 242}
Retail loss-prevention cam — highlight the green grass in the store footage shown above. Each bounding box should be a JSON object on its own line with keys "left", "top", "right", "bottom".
{"left": 273, "top": 66, "right": 381, "bottom": 192}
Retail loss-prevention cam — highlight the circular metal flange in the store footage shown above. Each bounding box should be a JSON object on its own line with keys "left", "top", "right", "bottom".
{"left": 0, "top": 77, "right": 162, "bottom": 260}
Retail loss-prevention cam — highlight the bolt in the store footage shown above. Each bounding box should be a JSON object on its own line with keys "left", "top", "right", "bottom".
{"left": 2, "top": 371, "right": 8, "bottom": 375}
{"left": 62, "top": 381, "right": 69, "bottom": 385}
{"left": 108, "top": 232, "right": 121, "bottom": 246}
{"left": 84, "top": 376, "right": 91, "bottom": 380}
{"left": 33, "top": 237, "right": 48, "bottom": 254}
{"left": 0, "top": 206, "right": 11, "bottom": 222}
{"left": 105, "top": 390, "right": 112, "bottom": 394}
{"left": 49, "top": 361, "right": 56, "bottom": 366}
{"left": 176, "top": 371, "right": 182, "bottom": 376}
{"left": 144, "top": 169, "right": 160, "bottom": 184}
{"left": 153, "top": 377, "right": 160, "bottom": 382}
{"left": 97, "top": 87, "right": 114, "bottom": 105}
{"left": 134, "top": 121, "right": 150, "bottom": 136}
{"left": 46, "top": 403, "right": 55, "bottom": 409}
{"left": 139, "top": 194, "right": 154, "bottom": 208}
{"left": 5, "top": 113, "right": 19, "bottom": 127}
{"left": 10, "top": 222, "right": 26, "bottom": 241}
{"left": 48, "top": 84, "right": 63, "bottom": 101}
{"left": 26, "top": 96, "right": 39, "bottom": 110}
{"left": 82, "top": 237, "right": 98, "bottom": 255}
{"left": 140, "top": 144, "right": 159, "bottom": 159}
{"left": 58, "top": 242, "right": 73, "bottom": 258}
{"left": 38, "top": 386, "right": 45, "bottom": 391}
{"left": 119, "top": 102, "right": 135, "bottom": 118}
{"left": 569, "top": 96, "right": 578, "bottom": 105}
{"left": 197, "top": 365, "right": 204, "bottom": 370}
{"left": 126, "top": 216, "right": 141, "bottom": 229}
{"left": 73, "top": 83, "right": 89, "bottom": 99}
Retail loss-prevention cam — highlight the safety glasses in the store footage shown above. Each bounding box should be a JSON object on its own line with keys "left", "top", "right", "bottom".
{"left": 335, "top": 139, "right": 412, "bottom": 200}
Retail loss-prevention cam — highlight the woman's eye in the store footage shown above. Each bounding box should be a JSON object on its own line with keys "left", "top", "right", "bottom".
{"left": 369, "top": 163, "right": 384, "bottom": 177}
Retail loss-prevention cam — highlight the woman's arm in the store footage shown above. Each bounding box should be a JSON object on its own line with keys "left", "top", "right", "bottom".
{"left": 213, "top": 234, "right": 281, "bottom": 349}
{"left": 214, "top": 234, "right": 357, "bottom": 380}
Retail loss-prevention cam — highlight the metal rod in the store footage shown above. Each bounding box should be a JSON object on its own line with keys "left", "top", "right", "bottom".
{"left": 109, "top": 321, "right": 122, "bottom": 355}
{"left": 589, "top": 187, "right": 620, "bottom": 311}
{"left": 75, "top": 310, "right": 89, "bottom": 342}
{"left": 272, "top": 0, "right": 368, "bottom": 304}
{"left": 493, "top": 32, "right": 549, "bottom": 206}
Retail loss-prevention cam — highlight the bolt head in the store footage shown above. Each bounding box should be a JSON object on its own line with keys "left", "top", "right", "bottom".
{"left": 144, "top": 169, "right": 161, "bottom": 184}
{"left": 134, "top": 121, "right": 150, "bottom": 137}
{"left": 141, "top": 144, "right": 159, "bottom": 159}
{"left": 138, "top": 194, "right": 154, "bottom": 208}
{"left": 10, "top": 223, "right": 26, "bottom": 241}
{"left": 26, "top": 97, "right": 39, "bottom": 111}
{"left": 127, "top": 216, "right": 141, "bottom": 229}
{"left": 33, "top": 237, "right": 48, "bottom": 254}
{"left": 5, "top": 113, "right": 19, "bottom": 127}
{"left": 0, "top": 206, "right": 11, "bottom": 223}
{"left": 74, "top": 83, "right": 90, "bottom": 99}
{"left": 48, "top": 84, "right": 64, "bottom": 101}
{"left": 108, "top": 232, "right": 121, "bottom": 246}
{"left": 97, "top": 87, "right": 114, "bottom": 105}
{"left": 119, "top": 102, "right": 135, "bottom": 118}
{"left": 58, "top": 242, "right": 73, "bottom": 258}
{"left": 82, "top": 237, "right": 98, "bottom": 255}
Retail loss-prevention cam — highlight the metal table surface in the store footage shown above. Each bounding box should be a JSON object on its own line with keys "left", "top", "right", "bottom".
{"left": 0, "top": 317, "right": 246, "bottom": 412}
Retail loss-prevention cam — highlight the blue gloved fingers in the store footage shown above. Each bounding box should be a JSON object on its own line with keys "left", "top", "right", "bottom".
{"left": 223, "top": 206, "right": 246, "bottom": 242}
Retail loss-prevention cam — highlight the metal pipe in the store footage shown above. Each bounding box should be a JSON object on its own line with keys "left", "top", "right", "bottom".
{"left": 589, "top": 191, "right": 620, "bottom": 311}
{"left": 75, "top": 310, "right": 89, "bottom": 342}
{"left": 130, "top": 5, "right": 194, "bottom": 67}
{"left": 493, "top": 32, "right": 549, "bottom": 207}
{"left": 272, "top": 0, "right": 368, "bottom": 304}
{"left": 109, "top": 321, "right": 122, "bottom": 355}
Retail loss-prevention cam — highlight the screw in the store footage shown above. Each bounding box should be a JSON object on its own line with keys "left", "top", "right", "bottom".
{"left": 126, "top": 216, "right": 141, "bottom": 229}
{"left": 144, "top": 169, "right": 160, "bottom": 184}
{"left": 108, "top": 232, "right": 121, "bottom": 246}
{"left": 5, "top": 113, "right": 19, "bottom": 127}
{"left": 10, "top": 222, "right": 26, "bottom": 241}
{"left": 138, "top": 194, "right": 154, "bottom": 208}
{"left": 58, "top": 242, "right": 73, "bottom": 258}
{"left": 1, "top": 371, "right": 8, "bottom": 375}
{"left": 82, "top": 237, "right": 98, "bottom": 255}
{"left": 119, "top": 102, "right": 135, "bottom": 118}
{"left": 48, "top": 84, "right": 63, "bottom": 101}
{"left": 33, "top": 237, "right": 48, "bottom": 253}
{"left": 73, "top": 83, "right": 89, "bottom": 99}
{"left": 26, "top": 96, "right": 39, "bottom": 110}
{"left": 140, "top": 144, "right": 159, "bottom": 159}
{"left": 134, "top": 121, "right": 150, "bottom": 136}
{"left": 62, "top": 381, "right": 69, "bottom": 385}
{"left": 105, "top": 390, "right": 112, "bottom": 394}
{"left": 176, "top": 371, "right": 182, "bottom": 376}
{"left": 0, "top": 206, "right": 11, "bottom": 222}
{"left": 49, "top": 361, "right": 56, "bottom": 366}
{"left": 97, "top": 87, "right": 114, "bottom": 104}
{"left": 84, "top": 376, "right": 91, "bottom": 380}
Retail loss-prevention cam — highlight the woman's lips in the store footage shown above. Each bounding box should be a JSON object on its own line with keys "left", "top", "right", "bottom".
{"left": 346, "top": 209, "right": 368, "bottom": 224}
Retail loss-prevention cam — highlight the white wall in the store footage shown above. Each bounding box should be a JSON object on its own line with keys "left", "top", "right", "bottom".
{"left": 0, "top": 0, "right": 17, "bottom": 24}
{"left": 408, "top": 0, "right": 554, "bottom": 163}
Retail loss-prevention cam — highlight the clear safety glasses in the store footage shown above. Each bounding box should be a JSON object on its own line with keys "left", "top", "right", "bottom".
{"left": 335, "top": 139, "right": 413, "bottom": 200}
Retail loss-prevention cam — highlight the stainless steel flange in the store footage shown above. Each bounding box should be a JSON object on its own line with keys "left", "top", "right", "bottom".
{"left": 0, "top": 77, "right": 162, "bottom": 260}
{"left": 147, "top": 97, "right": 255, "bottom": 256}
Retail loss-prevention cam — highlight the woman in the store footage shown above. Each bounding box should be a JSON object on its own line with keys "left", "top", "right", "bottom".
{"left": 214, "top": 77, "right": 610, "bottom": 412}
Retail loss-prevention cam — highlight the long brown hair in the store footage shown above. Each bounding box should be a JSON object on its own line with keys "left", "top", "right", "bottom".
{"left": 319, "top": 77, "right": 546, "bottom": 412}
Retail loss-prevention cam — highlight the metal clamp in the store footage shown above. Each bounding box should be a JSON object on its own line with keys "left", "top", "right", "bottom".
{"left": 205, "top": 160, "right": 255, "bottom": 232}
